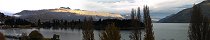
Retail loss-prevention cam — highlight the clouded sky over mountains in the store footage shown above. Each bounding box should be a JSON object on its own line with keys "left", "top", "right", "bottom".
{"left": 0, "top": 0, "right": 204, "bottom": 20}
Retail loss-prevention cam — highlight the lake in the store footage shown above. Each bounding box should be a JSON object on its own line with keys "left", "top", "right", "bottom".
{"left": 0, "top": 23, "right": 189, "bottom": 40}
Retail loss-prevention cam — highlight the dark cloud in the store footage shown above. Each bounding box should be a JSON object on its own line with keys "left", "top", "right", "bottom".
{"left": 175, "top": 4, "right": 193, "bottom": 8}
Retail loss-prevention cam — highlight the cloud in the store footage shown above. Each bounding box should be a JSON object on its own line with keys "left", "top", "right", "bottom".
{"left": 0, "top": 0, "right": 88, "bottom": 13}
{"left": 0, "top": 0, "right": 205, "bottom": 19}
{"left": 81, "top": 0, "right": 204, "bottom": 14}
{"left": 82, "top": 0, "right": 137, "bottom": 14}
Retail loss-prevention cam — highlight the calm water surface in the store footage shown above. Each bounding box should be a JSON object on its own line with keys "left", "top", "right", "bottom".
{"left": 0, "top": 23, "right": 189, "bottom": 40}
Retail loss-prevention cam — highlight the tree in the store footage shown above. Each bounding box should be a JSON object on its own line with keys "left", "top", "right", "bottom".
{"left": 37, "top": 19, "right": 41, "bottom": 27}
{"left": 131, "top": 8, "right": 135, "bottom": 19}
{"left": 129, "top": 7, "right": 142, "bottom": 40}
{"left": 20, "top": 33, "right": 28, "bottom": 40}
{"left": 4, "top": 18, "right": 31, "bottom": 27}
{"left": 51, "top": 34, "right": 60, "bottom": 40}
{"left": 188, "top": 5, "right": 210, "bottom": 40}
{"left": 137, "top": 7, "right": 141, "bottom": 21}
{"left": 100, "top": 23, "right": 121, "bottom": 40}
{"left": 82, "top": 17, "right": 94, "bottom": 40}
{"left": 0, "top": 12, "right": 4, "bottom": 18}
{"left": 130, "top": 19, "right": 142, "bottom": 40}
{"left": 29, "top": 30, "right": 44, "bottom": 40}
{"left": 134, "top": 9, "right": 137, "bottom": 19}
{"left": 130, "top": 30, "right": 141, "bottom": 40}
{"left": 0, "top": 12, "right": 4, "bottom": 24}
{"left": 143, "top": 5, "right": 155, "bottom": 40}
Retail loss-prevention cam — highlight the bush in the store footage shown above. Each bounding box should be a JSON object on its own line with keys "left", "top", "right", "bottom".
{"left": 29, "top": 30, "right": 44, "bottom": 40}
{"left": 0, "top": 32, "right": 5, "bottom": 40}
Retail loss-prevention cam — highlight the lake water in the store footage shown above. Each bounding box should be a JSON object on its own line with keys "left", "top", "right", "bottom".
{"left": 0, "top": 23, "right": 189, "bottom": 40}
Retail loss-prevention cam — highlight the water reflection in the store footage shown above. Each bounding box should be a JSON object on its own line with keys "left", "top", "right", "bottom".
{"left": 0, "top": 23, "right": 188, "bottom": 40}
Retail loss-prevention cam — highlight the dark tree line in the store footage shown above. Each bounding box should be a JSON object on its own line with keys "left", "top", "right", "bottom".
{"left": 0, "top": 12, "right": 33, "bottom": 28}
{"left": 0, "top": 12, "right": 4, "bottom": 18}
{"left": 0, "top": 12, "right": 5, "bottom": 25}
{"left": 0, "top": 12, "right": 14, "bottom": 25}
{"left": 38, "top": 19, "right": 82, "bottom": 29}
{"left": 36, "top": 18, "right": 144, "bottom": 30}
{"left": 4, "top": 18, "right": 31, "bottom": 25}
{"left": 94, "top": 19, "right": 144, "bottom": 30}
{"left": 3, "top": 18, "right": 32, "bottom": 28}
{"left": 188, "top": 4, "right": 210, "bottom": 40}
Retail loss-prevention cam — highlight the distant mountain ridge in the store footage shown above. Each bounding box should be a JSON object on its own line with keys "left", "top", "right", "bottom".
{"left": 14, "top": 8, "right": 124, "bottom": 23}
{"left": 158, "top": 1, "right": 210, "bottom": 23}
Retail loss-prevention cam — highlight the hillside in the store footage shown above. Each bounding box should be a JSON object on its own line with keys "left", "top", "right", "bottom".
{"left": 158, "top": 1, "right": 210, "bottom": 23}
{"left": 14, "top": 8, "right": 124, "bottom": 23}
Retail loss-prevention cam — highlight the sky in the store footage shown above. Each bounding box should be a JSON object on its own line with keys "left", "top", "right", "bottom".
{"left": 0, "top": 0, "right": 204, "bottom": 20}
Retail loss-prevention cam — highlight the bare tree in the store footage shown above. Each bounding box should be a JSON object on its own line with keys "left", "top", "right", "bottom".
{"left": 129, "top": 7, "right": 142, "bottom": 40}
{"left": 143, "top": 5, "right": 155, "bottom": 40}
{"left": 100, "top": 23, "right": 121, "bottom": 40}
{"left": 130, "top": 19, "right": 142, "bottom": 40}
{"left": 82, "top": 17, "right": 94, "bottom": 40}
{"left": 188, "top": 5, "right": 210, "bottom": 40}
{"left": 0, "top": 32, "right": 5, "bottom": 40}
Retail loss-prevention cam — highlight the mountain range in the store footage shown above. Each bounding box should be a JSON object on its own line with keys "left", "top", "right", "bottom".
{"left": 158, "top": 1, "right": 210, "bottom": 23}
{"left": 14, "top": 8, "right": 124, "bottom": 23}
